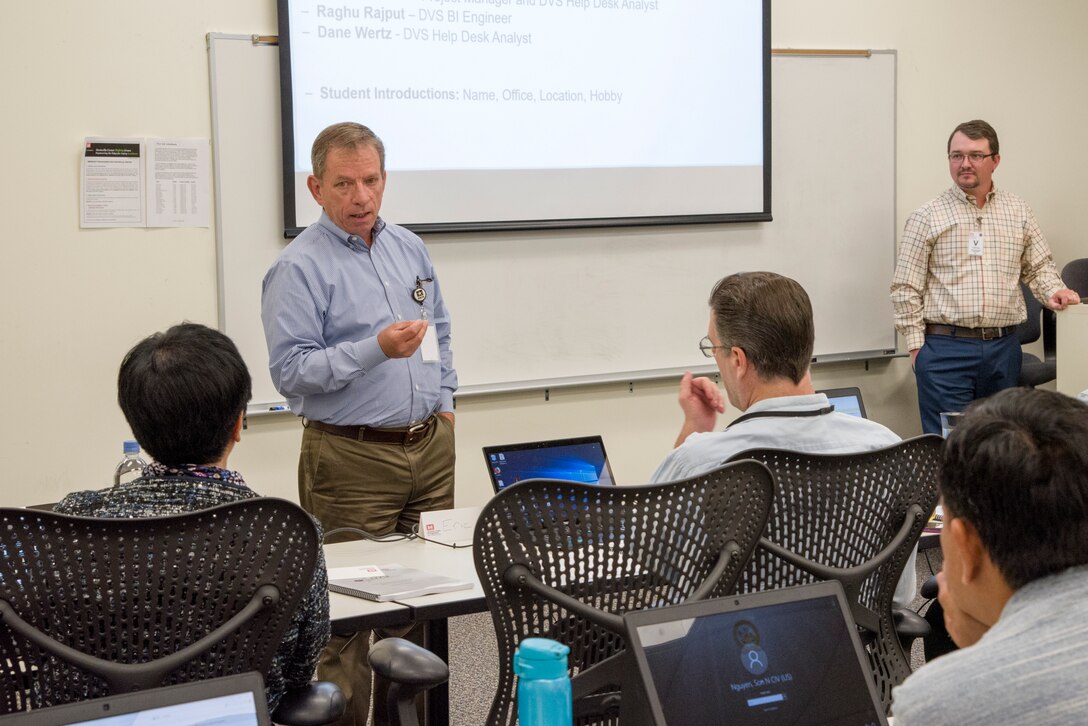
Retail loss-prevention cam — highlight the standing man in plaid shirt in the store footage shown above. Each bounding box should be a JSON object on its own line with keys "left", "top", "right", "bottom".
{"left": 890, "top": 120, "right": 1080, "bottom": 434}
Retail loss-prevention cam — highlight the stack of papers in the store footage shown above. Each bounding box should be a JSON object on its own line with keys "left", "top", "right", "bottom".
{"left": 923, "top": 505, "right": 944, "bottom": 534}
{"left": 327, "top": 563, "right": 472, "bottom": 602}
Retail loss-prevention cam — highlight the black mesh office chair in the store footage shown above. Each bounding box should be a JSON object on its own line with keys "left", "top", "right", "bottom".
{"left": 1061, "top": 257, "right": 1088, "bottom": 298}
{"left": 1016, "top": 282, "right": 1057, "bottom": 387}
{"left": 0, "top": 499, "right": 344, "bottom": 725}
{"left": 727, "top": 435, "right": 944, "bottom": 714}
{"left": 473, "top": 460, "right": 775, "bottom": 725}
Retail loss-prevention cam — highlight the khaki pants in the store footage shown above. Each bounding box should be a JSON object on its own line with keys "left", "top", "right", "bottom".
{"left": 300, "top": 415, "right": 455, "bottom": 726}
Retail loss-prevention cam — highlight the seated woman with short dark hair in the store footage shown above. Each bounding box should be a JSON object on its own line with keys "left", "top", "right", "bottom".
{"left": 56, "top": 323, "right": 330, "bottom": 712}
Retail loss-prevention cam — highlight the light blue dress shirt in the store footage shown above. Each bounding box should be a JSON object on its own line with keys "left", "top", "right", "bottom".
{"left": 261, "top": 213, "right": 457, "bottom": 427}
{"left": 650, "top": 394, "right": 915, "bottom": 607}
{"left": 650, "top": 394, "right": 901, "bottom": 484}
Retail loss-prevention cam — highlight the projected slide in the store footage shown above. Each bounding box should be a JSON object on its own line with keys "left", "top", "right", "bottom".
{"left": 280, "top": 0, "right": 768, "bottom": 230}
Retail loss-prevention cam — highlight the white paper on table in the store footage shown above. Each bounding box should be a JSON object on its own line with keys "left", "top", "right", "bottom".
{"left": 145, "top": 138, "right": 210, "bottom": 228}
{"left": 81, "top": 137, "right": 145, "bottom": 228}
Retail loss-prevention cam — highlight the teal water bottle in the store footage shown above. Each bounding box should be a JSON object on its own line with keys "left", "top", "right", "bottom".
{"left": 515, "top": 638, "right": 572, "bottom": 726}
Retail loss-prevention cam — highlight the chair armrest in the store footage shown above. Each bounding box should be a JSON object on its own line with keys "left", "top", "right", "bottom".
{"left": 0, "top": 585, "right": 281, "bottom": 694}
{"left": 504, "top": 563, "right": 625, "bottom": 635}
{"left": 271, "top": 682, "right": 347, "bottom": 726}
{"left": 758, "top": 504, "right": 924, "bottom": 587}
{"left": 893, "top": 608, "right": 931, "bottom": 642}
{"left": 503, "top": 541, "right": 741, "bottom": 635}
{"left": 919, "top": 574, "right": 939, "bottom": 599}
{"left": 368, "top": 639, "right": 448, "bottom": 726}
{"left": 368, "top": 638, "right": 449, "bottom": 689}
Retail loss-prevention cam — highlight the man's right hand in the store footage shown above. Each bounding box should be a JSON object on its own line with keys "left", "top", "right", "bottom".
{"left": 377, "top": 320, "right": 427, "bottom": 358}
{"left": 936, "top": 570, "right": 991, "bottom": 649}
{"left": 672, "top": 372, "right": 726, "bottom": 447}
{"left": 910, "top": 348, "right": 920, "bottom": 370}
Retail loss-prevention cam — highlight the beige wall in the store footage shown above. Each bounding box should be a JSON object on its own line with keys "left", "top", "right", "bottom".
{"left": 2, "top": 1, "right": 1083, "bottom": 507}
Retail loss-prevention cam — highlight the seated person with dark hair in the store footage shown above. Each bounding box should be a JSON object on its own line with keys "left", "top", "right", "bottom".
{"left": 56, "top": 323, "right": 330, "bottom": 713}
{"left": 892, "top": 388, "right": 1088, "bottom": 724}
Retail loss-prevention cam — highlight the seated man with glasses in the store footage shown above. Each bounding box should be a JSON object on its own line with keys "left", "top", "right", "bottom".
{"left": 890, "top": 119, "right": 1080, "bottom": 435}
{"left": 651, "top": 272, "right": 913, "bottom": 606}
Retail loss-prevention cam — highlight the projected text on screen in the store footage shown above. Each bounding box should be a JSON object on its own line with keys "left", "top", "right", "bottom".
{"left": 279, "top": 0, "right": 770, "bottom": 231}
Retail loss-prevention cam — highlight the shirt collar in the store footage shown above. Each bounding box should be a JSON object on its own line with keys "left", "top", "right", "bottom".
{"left": 950, "top": 183, "right": 998, "bottom": 207}
{"left": 317, "top": 211, "right": 386, "bottom": 252}
{"left": 143, "top": 461, "right": 248, "bottom": 487}
{"left": 743, "top": 393, "right": 831, "bottom": 415}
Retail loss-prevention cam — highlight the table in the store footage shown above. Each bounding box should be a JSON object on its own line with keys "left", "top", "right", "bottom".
{"left": 323, "top": 537, "right": 485, "bottom": 726}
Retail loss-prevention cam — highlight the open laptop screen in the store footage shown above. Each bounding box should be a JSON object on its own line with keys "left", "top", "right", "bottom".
{"left": 482, "top": 436, "right": 616, "bottom": 493}
{"left": 817, "top": 386, "right": 867, "bottom": 419}
{"left": 624, "top": 581, "right": 886, "bottom": 726}
{"left": 0, "top": 672, "right": 270, "bottom": 726}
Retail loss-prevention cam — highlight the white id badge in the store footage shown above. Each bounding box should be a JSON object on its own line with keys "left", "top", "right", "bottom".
{"left": 421, "top": 324, "right": 439, "bottom": 362}
{"left": 968, "top": 232, "right": 984, "bottom": 257}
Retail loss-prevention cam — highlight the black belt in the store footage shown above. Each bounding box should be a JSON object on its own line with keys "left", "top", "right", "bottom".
{"left": 305, "top": 416, "right": 434, "bottom": 445}
{"left": 924, "top": 323, "right": 1014, "bottom": 341}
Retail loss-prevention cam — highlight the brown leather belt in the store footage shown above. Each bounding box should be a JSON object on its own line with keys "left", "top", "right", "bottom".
{"left": 305, "top": 416, "right": 435, "bottom": 445}
{"left": 925, "top": 323, "right": 1014, "bottom": 341}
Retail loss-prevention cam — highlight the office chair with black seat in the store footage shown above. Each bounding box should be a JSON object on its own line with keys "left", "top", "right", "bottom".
{"left": 726, "top": 434, "right": 944, "bottom": 715}
{"left": 1061, "top": 257, "right": 1088, "bottom": 298}
{"left": 0, "top": 499, "right": 344, "bottom": 726}
{"left": 473, "top": 460, "right": 776, "bottom": 726}
{"left": 1016, "top": 282, "right": 1057, "bottom": 387}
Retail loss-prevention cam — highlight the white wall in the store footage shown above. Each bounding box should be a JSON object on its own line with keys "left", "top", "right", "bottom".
{"left": 2, "top": 1, "right": 1083, "bottom": 507}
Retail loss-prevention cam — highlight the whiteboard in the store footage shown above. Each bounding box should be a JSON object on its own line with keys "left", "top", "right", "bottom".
{"left": 209, "top": 35, "right": 897, "bottom": 409}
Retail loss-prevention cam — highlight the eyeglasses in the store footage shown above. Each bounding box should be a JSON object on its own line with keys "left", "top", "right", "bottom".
{"left": 699, "top": 336, "right": 729, "bottom": 358}
{"left": 948, "top": 152, "right": 995, "bottom": 164}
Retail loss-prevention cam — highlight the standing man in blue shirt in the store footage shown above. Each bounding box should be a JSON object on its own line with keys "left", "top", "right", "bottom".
{"left": 262, "top": 122, "right": 457, "bottom": 726}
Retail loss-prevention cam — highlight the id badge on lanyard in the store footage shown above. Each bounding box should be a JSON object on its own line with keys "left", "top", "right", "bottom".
{"left": 968, "top": 232, "right": 983, "bottom": 257}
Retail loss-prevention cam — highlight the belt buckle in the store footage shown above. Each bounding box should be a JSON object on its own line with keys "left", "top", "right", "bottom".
{"left": 981, "top": 327, "right": 999, "bottom": 341}
{"left": 405, "top": 420, "right": 428, "bottom": 444}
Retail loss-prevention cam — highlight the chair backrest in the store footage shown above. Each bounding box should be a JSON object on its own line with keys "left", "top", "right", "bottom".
{"left": 727, "top": 435, "right": 943, "bottom": 714}
{"left": 1062, "top": 257, "right": 1088, "bottom": 298}
{"left": 473, "top": 460, "right": 775, "bottom": 726}
{"left": 1016, "top": 281, "right": 1043, "bottom": 345}
{"left": 0, "top": 498, "right": 320, "bottom": 715}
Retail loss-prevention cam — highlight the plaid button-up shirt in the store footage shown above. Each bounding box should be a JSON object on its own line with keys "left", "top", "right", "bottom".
{"left": 890, "top": 185, "right": 1064, "bottom": 350}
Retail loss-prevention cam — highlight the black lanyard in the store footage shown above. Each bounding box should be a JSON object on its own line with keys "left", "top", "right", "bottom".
{"left": 726, "top": 405, "right": 835, "bottom": 429}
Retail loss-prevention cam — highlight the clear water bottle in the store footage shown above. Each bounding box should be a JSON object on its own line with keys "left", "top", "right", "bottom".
{"left": 113, "top": 440, "right": 148, "bottom": 486}
{"left": 515, "top": 638, "right": 572, "bottom": 726}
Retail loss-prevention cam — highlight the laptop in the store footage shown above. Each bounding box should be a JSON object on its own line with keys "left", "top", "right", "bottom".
{"left": 624, "top": 581, "right": 887, "bottom": 725}
{"left": 0, "top": 672, "right": 270, "bottom": 725}
{"left": 482, "top": 436, "right": 617, "bottom": 493}
{"left": 817, "top": 386, "right": 867, "bottom": 419}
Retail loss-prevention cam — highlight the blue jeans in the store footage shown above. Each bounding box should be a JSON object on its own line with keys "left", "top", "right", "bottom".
{"left": 914, "top": 333, "right": 1021, "bottom": 434}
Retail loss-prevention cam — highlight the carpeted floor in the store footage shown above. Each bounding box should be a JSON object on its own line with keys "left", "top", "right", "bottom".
{"left": 448, "top": 611, "right": 500, "bottom": 725}
{"left": 447, "top": 549, "right": 945, "bottom": 725}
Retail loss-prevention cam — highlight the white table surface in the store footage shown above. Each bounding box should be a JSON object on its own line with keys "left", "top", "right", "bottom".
{"left": 323, "top": 536, "right": 485, "bottom": 627}
{"left": 322, "top": 536, "right": 486, "bottom": 726}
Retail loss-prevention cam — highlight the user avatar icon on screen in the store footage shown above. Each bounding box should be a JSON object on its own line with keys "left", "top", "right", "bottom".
{"left": 734, "top": 619, "right": 769, "bottom": 675}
